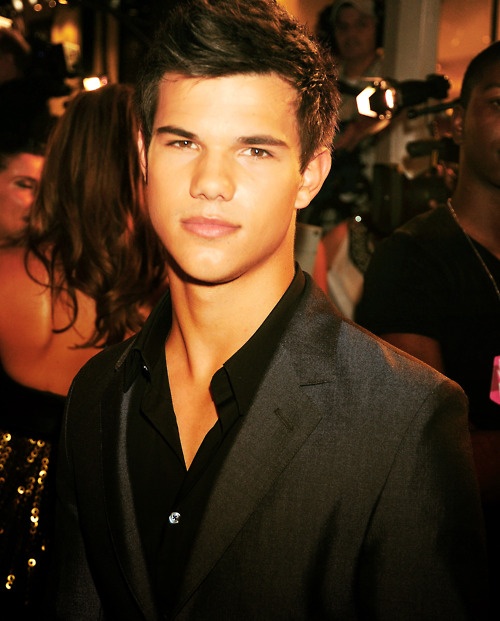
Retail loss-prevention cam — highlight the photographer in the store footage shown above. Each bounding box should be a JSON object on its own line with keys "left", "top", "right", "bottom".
{"left": 306, "top": 0, "right": 386, "bottom": 231}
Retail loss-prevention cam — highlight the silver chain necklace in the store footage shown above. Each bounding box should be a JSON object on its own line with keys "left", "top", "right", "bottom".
{"left": 447, "top": 198, "right": 500, "bottom": 303}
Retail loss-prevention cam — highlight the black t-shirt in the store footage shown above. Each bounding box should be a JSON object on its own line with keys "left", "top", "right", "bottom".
{"left": 356, "top": 205, "right": 500, "bottom": 430}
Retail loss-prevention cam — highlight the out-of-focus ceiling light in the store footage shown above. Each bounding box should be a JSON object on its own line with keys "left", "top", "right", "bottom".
{"left": 83, "top": 75, "right": 109, "bottom": 91}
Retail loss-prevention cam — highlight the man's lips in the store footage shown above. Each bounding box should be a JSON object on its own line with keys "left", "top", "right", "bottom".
{"left": 181, "top": 217, "right": 240, "bottom": 239}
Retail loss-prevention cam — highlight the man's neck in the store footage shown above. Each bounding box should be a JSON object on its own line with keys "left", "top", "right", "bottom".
{"left": 451, "top": 183, "right": 500, "bottom": 259}
{"left": 164, "top": 261, "right": 295, "bottom": 468}
{"left": 165, "top": 263, "right": 295, "bottom": 382}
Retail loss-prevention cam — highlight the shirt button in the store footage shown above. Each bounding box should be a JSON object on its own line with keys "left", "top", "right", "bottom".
{"left": 169, "top": 511, "right": 181, "bottom": 524}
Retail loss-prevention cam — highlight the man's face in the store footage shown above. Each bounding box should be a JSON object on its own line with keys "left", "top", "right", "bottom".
{"left": 143, "top": 73, "right": 319, "bottom": 286}
{"left": 334, "top": 6, "right": 377, "bottom": 63}
{"left": 456, "top": 63, "right": 500, "bottom": 189}
{"left": 0, "top": 152, "right": 43, "bottom": 241}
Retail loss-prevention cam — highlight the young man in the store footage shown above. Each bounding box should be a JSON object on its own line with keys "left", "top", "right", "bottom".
{"left": 306, "top": 1, "right": 386, "bottom": 235}
{"left": 55, "top": 1, "right": 487, "bottom": 619}
{"left": 330, "top": 0, "right": 382, "bottom": 80}
{"left": 328, "top": 0, "right": 385, "bottom": 153}
{"left": 356, "top": 41, "right": 500, "bottom": 615}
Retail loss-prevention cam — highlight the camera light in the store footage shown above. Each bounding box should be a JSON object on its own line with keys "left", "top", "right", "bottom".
{"left": 357, "top": 80, "right": 397, "bottom": 120}
{"left": 356, "top": 75, "right": 450, "bottom": 120}
{"left": 356, "top": 86, "right": 378, "bottom": 118}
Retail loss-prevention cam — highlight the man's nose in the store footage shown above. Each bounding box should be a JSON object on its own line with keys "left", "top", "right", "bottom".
{"left": 190, "top": 151, "right": 236, "bottom": 201}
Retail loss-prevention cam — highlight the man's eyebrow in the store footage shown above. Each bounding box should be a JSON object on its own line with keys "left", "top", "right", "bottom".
{"left": 155, "top": 127, "right": 289, "bottom": 148}
{"left": 237, "top": 135, "right": 288, "bottom": 148}
{"left": 155, "top": 125, "right": 197, "bottom": 140}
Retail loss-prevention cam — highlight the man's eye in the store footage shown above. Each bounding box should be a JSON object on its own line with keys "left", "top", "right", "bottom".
{"left": 244, "top": 147, "right": 271, "bottom": 158}
{"left": 169, "top": 140, "right": 196, "bottom": 149}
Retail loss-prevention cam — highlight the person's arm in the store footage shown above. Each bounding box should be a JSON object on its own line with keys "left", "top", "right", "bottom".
{"left": 380, "top": 332, "right": 445, "bottom": 372}
{"left": 384, "top": 330, "right": 500, "bottom": 509}
{"left": 357, "top": 379, "right": 489, "bottom": 619}
{"left": 322, "top": 220, "right": 348, "bottom": 268}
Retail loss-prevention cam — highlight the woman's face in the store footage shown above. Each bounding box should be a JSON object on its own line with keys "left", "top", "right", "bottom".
{"left": 0, "top": 152, "right": 44, "bottom": 242}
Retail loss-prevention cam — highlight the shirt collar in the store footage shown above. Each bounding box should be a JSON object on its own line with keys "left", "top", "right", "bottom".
{"left": 125, "top": 266, "right": 306, "bottom": 407}
{"left": 219, "top": 267, "right": 305, "bottom": 415}
{"left": 123, "top": 290, "right": 172, "bottom": 390}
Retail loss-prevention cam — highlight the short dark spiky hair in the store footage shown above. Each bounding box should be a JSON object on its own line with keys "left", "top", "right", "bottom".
{"left": 135, "top": 0, "right": 339, "bottom": 171}
{"left": 460, "top": 41, "right": 500, "bottom": 108}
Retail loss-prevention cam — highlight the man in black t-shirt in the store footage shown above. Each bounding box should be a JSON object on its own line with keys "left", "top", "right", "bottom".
{"left": 356, "top": 41, "right": 500, "bottom": 615}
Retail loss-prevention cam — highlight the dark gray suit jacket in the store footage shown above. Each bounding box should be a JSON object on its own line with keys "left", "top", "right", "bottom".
{"left": 55, "top": 277, "right": 488, "bottom": 620}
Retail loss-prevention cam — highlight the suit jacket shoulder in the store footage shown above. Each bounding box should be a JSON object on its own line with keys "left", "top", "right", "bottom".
{"left": 57, "top": 277, "right": 488, "bottom": 621}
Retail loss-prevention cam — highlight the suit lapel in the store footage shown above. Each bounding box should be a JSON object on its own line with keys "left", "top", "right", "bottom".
{"left": 96, "top": 277, "right": 339, "bottom": 619}
{"left": 100, "top": 370, "right": 160, "bottom": 621}
{"left": 174, "top": 342, "right": 326, "bottom": 613}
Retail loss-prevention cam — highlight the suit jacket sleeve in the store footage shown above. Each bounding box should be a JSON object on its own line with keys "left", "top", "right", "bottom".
{"left": 54, "top": 378, "right": 104, "bottom": 620}
{"left": 355, "top": 378, "right": 488, "bottom": 619}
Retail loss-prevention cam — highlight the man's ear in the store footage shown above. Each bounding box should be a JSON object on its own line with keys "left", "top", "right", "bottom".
{"left": 451, "top": 104, "right": 465, "bottom": 146}
{"left": 138, "top": 130, "right": 148, "bottom": 182}
{"left": 294, "top": 147, "right": 332, "bottom": 210}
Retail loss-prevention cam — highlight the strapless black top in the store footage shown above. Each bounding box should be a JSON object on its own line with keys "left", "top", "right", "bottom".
{"left": 0, "top": 363, "right": 65, "bottom": 619}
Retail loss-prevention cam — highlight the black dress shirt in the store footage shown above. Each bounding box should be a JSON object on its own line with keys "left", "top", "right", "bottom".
{"left": 127, "top": 268, "right": 306, "bottom": 617}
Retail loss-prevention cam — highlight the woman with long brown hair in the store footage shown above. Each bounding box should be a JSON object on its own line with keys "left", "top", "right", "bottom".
{"left": 0, "top": 83, "right": 167, "bottom": 618}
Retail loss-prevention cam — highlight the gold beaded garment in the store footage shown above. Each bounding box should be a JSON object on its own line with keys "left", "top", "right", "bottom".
{"left": 0, "top": 363, "right": 65, "bottom": 619}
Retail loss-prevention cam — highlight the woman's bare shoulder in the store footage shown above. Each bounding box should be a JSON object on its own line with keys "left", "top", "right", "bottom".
{"left": 0, "top": 247, "right": 100, "bottom": 395}
{"left": 0, "top": 247, "right": 52, "bottom": 343}
{"left": 0, "top": 246, "right": 48, "bottom": 288}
